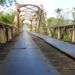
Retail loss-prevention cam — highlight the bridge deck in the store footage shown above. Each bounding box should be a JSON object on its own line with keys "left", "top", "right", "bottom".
{"left": 0, "top": 31, "right": 60, "bottom": 75}
{"left": 32, "top": 33, "right": 75, "bottom": 59}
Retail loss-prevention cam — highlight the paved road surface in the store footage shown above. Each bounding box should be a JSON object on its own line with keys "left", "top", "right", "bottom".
{"left": 0, "top": 31, "right": 60, "bottom": 75}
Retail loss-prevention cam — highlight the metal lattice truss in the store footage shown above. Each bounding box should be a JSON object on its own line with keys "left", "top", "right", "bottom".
{"left": 16, "top": 4, "right": 41, "bottom": 20}
{"left": 15, "top": 3, "right": 47, "bottom": 33}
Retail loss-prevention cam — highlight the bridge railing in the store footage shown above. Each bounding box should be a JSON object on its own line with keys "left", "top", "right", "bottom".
{"left": 0, "top": 23, "right": 18, "bottom": 44}
{"left": 48, "top": 24, "right": 75, "bottom": 43}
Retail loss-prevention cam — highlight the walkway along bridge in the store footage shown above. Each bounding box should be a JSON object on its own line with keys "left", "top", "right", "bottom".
{"left": 0, "top": 3, "right": 75, "bottom": 75}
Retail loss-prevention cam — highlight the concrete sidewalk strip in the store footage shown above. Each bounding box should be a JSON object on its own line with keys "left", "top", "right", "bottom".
{"left": 32, "top": 32, "right": 75, "bottom": 58}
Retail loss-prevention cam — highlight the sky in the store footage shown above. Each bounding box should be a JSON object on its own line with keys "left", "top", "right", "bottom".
{"left": 16, "top": 0, "right": 75, "bottom": 18}
{"left": 0, "top": 0, "right": 75, "bottom": 18}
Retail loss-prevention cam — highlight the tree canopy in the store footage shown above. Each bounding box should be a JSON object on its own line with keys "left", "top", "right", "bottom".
{"left": 0, "top": 0, "right": 6, "bottom": 5}
{"left": 0, "top": 12, "right": 15, "bottom": 25}
{"left": 47, "top": 17, "right": 58, "bottom": 26}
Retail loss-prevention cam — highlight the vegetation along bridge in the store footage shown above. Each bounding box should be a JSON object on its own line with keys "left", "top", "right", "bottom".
{"left": 0, "top": 0, "right": 75, "bottom": 75}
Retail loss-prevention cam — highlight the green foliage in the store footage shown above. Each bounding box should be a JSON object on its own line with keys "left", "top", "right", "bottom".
{"left": 47, "top": 17, "right": 58, "bottom": 26}
{"left": 0, "top": 0, "right": 6, "bottom": 5}
{"left": 0, "top": 12, "right": 15, "bottom": 25}
{"left": 63, "top": 32, "right": 71, "bottom": 41}
{"left": 57, "top": 18, "right": 65, "bottom": 25}
{"left": 47, "top": 17, "right": 66, "bottom": 27}
{"left": 0, "top": 0, "right": 16, "bottom": 6}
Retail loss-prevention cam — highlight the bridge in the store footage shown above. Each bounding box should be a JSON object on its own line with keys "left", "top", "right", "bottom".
{"left": 0, "top": 3, "right": 75, "bottom": 75}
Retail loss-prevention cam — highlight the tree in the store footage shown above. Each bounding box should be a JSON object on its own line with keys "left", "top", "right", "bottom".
{"left": 72, "top": 8, "right": 75, "bottom": 24}
{"left": 0, "top": 0, "right": 16, "bottom": 6}
{"left": 56, "top": 8, "right": 64, "bottom": 25}
{"left": 47, "top": 17, "right": 58, "bottom": 26}
{"left": 0, "top": 0, "right": 6, "bottom": 5}
{"left": 56, "top": 8, "right": 62, "bottom": 15}
{"left": 0, "top": 12, "right": 15, "bottom": 25}
{"left": 47, "top": 17, "right": 65, "bottom": 27}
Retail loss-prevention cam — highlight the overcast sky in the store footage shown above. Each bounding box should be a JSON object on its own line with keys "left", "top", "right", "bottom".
{"left": 16, "top": 0, "right": 75, "bottom": 18}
